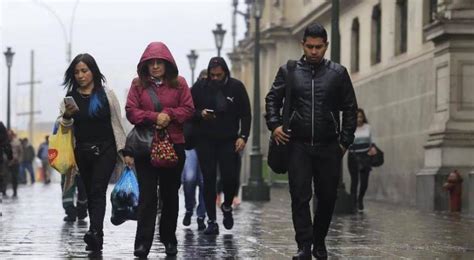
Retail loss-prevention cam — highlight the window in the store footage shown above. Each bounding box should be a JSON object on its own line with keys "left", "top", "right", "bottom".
{"left": 395, "top": 0, "right": 408, "bottom": 55}
{"left": 371, "top": 4, "right": 382, "bottom": 65}
{"left": 423, "top": 0, "right": 436, "bottom": 25}
{"left": 351, "top": 18, "right": 360, "bottom": 73}
{"left": 428, "top": 0, "right": 438, "bottom": 23}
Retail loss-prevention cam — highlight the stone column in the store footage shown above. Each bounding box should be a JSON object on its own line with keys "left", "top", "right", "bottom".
{"left": 416, "top": 0, "right": 474, "bottom": 212}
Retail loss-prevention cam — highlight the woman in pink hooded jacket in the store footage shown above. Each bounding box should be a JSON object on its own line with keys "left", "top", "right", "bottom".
{"left": 124, "top": 42, "right": 194, "bottom": 257}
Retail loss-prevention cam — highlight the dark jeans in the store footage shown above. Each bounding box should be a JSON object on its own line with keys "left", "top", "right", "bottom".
{"left": 196, "top": 138, "right": 239, "bottom": 221}
{"left": 182, "top": 149, "right": 206, "bottom": 218}
{"left": 288, "top": 140, "right": 342, "bottom": 247}
{"left": 134, "top": 144, "right": 185, "bottom": 251}
{"left": 348, "top": 152, "right": 371, "bottom": 203}
{"left": 2, "top": 164, "right": 19, "bottom": 195}
{"left": 19, "top": 161, "right": 34, "bottom": 183}
{"left": 75, "top": 141, "right": 117, "bottom": 232}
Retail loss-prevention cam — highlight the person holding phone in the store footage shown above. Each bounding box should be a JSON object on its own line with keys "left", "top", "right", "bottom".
{"left": 190, "top": 57, "right": 251, "bottom": 235}
{"left": 58, "top": 53, "right": 127, "bottom": 252}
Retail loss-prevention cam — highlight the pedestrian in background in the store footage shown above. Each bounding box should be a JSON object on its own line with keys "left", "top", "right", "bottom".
{"left": 182, "top": 69, "right": 207, "bottom": 231}
{"left": 125, "top": 42, "right": 194, "bottom": 258}
{"left": 61, "top": 174, "right": 88, "bottom": 222}
{"left": 6, "top": 130, "right": 22, "bottom": 197}
{"left": 265, "top": 23, "right": 357, "bottom": 259}
{"left": 60, "top": 53, "right": 127, "bottom": 252}
{"left": 37, "top": 135, "right": 51, "bottom": 184}
{"left": 19, "top": 138, "right": 35, "bottom": 184}
{"left": 191, "top": 57, "right": 251, "bottom": 235}
{"left": 348, "top": 108, "right": 377, "bottom": 212}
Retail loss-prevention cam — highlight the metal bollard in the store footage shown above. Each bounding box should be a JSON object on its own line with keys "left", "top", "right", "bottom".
{"left": 442, "top": 170, "right": 463, "bottom": 212}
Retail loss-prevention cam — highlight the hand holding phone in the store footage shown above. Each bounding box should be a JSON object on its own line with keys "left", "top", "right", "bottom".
{"left": 64, "top": 96, "right": 79, "bottom": 116}
{"left": 202, "top": 108, "right": 216, "bottom": 120}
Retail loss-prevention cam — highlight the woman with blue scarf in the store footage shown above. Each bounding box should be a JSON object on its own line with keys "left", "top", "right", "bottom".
{"left": 59, "top": 53, "right": 127, "bottom": 252}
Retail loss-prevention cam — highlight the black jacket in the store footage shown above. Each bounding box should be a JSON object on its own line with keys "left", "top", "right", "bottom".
{"left": 191, "top": 58, "right": 251, "bottom": 142}
{"left": 0, "top": 143, "right": 13, "bottom": 165}
{"left": 265, "top": 57, "right": 358, "bottom": 149}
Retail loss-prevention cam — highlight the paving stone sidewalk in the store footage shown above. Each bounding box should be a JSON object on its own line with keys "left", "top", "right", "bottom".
{"left": 1, "top": 183, "right": 474, "bottom": 259}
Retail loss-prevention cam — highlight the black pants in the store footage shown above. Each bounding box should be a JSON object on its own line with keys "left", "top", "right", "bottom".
{"left": 134, "top": 144, "right": 185, "bottom": 251}
{"left": 196, "top": 138, "right": 239, "bottom": 221}
{"left": 348, "top": 152, "right": 371, "bottom": 203}
{"left": 5, "top": 164, "right": 19, "bottom": 195}
{"left": 288, "top": 140, "right": 342, "bottom": 247}
{"left": 75, "top": 141, "right": 117, "bottom": 233}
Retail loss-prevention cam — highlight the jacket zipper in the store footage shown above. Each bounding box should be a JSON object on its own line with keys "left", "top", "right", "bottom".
{"left": 311, "top": 68, "right": 315, "bottom": 146}
{"left": 330, "top": 111, "right": 339, "bottom": 134}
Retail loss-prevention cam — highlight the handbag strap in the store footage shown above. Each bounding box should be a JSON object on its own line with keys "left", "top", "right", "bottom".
{"left": 282, "top": 60, "right": 297, "bottom": 133}
{"left": 145, "top": 86, "right": 163, "bottom": 112}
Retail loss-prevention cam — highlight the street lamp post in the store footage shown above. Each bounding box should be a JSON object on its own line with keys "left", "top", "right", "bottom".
{"left": 4, "top": 47, "right": 15, "bottom": 130}
{"left": 212, "top": 23, "right": 226, "bottom": 57}
{"left": 187, "top": 49, "right": 199, "bottom": 85}
{"left": 242, "top": 0, "right": 270, "bottom": 201}
{"left": 330, "top": 0, "right": 355, "bottom": 214}
{"left": 34, "top": 0, "right": 79, "bottom": 63}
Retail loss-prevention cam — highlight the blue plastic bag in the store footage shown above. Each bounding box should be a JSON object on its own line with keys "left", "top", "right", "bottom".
{"left": 110, "top": 166, "right": 139, "bottom": 225}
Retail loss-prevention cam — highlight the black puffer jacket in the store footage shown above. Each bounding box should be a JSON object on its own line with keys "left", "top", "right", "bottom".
{"left": 265, "top": 57, "right": 358, "bottom": 149}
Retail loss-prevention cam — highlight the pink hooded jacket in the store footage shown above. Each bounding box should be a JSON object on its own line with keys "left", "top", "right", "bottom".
{"left": 125, "top": 42, "right": 195, "bottom": 144}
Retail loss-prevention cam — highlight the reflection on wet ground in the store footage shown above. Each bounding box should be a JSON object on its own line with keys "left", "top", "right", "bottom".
{"left": 1, "top": 183, "right": 474, "bottom": 258}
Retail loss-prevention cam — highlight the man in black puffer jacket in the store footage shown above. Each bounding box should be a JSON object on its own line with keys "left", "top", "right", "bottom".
{"left": 265, "top": 23, "right": 357, "bottom": 260}
{"left": 191, "top": 57, "right": 251, "bottom": 235}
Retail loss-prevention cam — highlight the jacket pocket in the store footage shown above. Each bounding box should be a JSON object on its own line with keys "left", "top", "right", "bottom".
{"left": 329, "top": 111, "right": 339, "bottom": 135}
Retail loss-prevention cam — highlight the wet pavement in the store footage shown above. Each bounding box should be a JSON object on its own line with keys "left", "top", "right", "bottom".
{"left": 1, "top": 182, "right": 474, "bottom": 259}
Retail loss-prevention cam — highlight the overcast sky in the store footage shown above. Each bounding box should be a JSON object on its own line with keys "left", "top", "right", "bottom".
{"left": 1, "top": 0, "right": 246, "bottom": 129}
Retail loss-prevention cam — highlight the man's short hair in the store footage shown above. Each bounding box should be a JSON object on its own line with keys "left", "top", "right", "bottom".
{"left": 303, "top": 23, "right": 328, "bottom": 42}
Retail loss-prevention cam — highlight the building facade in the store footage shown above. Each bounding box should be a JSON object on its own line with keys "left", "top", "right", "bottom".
{"left": 230, "top": 0, "right": 474, "bottom": 213}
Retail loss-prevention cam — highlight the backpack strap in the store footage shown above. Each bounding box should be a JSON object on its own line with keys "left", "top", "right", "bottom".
{"left": 282, "top": 60, "right": 297, "bottom": 133}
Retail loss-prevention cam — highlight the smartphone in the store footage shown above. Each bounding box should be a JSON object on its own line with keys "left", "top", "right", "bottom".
{"left": 204, "top": 109, "right": 215, "bottom": 114}
{"left": 64, "top": 96, "right": 79, "bottom": 110}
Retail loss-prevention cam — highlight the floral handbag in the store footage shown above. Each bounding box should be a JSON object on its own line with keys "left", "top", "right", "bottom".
{"left": 150, "top": 128, "right": 178, "bottom": 168}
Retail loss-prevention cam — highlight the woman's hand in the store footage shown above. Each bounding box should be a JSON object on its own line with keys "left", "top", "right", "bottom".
{"left": 156, "top": 113, "right": 171, "bottom": 128}
{"left": 367, "top": 146, "right": 377, "bottom": 156}
{"left": 124, "top": 156, "right": 135, "bottom": 167}
{"left": 63, "top": 103, "right": 79, "bottom": 118}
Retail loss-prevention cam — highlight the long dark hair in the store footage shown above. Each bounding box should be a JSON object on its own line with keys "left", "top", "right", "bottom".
{"left": 0, "top": 122, "right": 8, "bottom": 144}
{"left": 63, "top": 53, "right": 107, "bottom": 117}
{"left": 63, "top": 53, "right": 106, "bottom": 92}
{"left": 137, "top": 59, "right": 178, "bottom": 88}
{"left": 357, "top": 108, "right": 369, "bottom": 124}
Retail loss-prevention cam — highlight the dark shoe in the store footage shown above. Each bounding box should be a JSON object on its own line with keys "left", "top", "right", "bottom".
{"left": 358, "top": 199, "right": 364, "bottom": 211}
{"left": 77, "top": 210, "right": 88, "bottom": 220}
{"left": 221, "top": 204, "right": 234, "bottom": 230}
{"left": 312, "top": 242, "right": 328, "bottom": 259}
{"left": 84, "top": 230, "right": 103, "bottom": 251}
{"left": 63, "top": 214, "right": 77, "bottom": 222}
{"left": 12, "top": 191, "right": 17, "bottom": 198}
{"left": 182, "top": 212, "right": 192, "bottom": 226}
{"left": 292, "top": 244, "right": 312, "bottom": 260}
{"left": 203, "top": 220, "right": 219, "bottom": 235}
{"left": 164, "top": 243, "right": 178, "bottom": 256}
{"left": 197, "top": 217, "right": 206, "bottom": 231}
{"left": 134, "top": 244, "right": 148, "bottom": 258}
